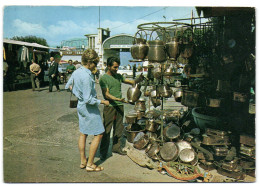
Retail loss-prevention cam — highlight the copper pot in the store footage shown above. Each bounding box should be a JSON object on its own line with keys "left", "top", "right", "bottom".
{"left": 150, "top": 89, "right": 159, "bottom": 98}
{"left": 136, "top": 110, "right": 145, "bottom": 120}
{"left": 145, "top": 119, "right": 160, "bottom": 132}
{"left": 163, "top": 124, "right": 181, "bottom": 141}
{"left": 160, "top": 142, "right": 178, "bottom": 162}
{"left": 124, "top": 126, "right": 145, "bottom": 143}
{"left": 145, "top": 142, "right": 160, "bottom": 160}
{"left": 173, "top": 88, "right": 183, "bottom": 102}
{"left": 165, "top": 37, "right": 179, "bottom": 61}
{"left": 152, "top": 66, "right": 162, "bottom": 79}
{"left": 146, "top": 131, "right": 158, "bottom": 143}
{"left": 130, "top": 31, "right": 149, "bottom": 61}
{"left": 135, "top": 99, "right": 146, "bottom": 112}
{"left": 133, "top": 134, "right": 149, "bottom": 150}
{"left": 147, "top": 40, "right": 167, "bottom": 63}
{"left": 158, "top": 85, "right": 172, "bottom": 98}
{"left": 176, "top": 140, "right": 192, "bottom": 155}
{"left": 125, "top": 114, "right": 137, "bottom": 124}
{"left": 179, "top": 148, "right": 198, "bottom": 165}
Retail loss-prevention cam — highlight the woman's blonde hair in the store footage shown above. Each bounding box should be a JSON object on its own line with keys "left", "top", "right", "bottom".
{"left": 81, "top": 49, "right": 99, "bottom": 65}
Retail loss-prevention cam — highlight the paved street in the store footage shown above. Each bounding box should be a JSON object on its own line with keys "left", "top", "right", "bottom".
{"left": 3, "top": 82, "right": 182, "bottom": 183}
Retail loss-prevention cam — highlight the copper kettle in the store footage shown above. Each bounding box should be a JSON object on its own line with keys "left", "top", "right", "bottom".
{"left": 127, "top": 83, "right": 142, "bottom": 104}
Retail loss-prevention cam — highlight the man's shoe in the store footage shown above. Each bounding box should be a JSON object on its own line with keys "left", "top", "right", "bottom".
{"left": 112, "top": 148, "right": 127, "bottom": 155}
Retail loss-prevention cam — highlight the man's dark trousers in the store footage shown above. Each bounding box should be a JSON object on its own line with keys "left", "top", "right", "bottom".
{"left": 49, "top": 76, "right": 60, "bottom": 92}
{"left": 100, "top": 105, "right": 124, "bottom": 157}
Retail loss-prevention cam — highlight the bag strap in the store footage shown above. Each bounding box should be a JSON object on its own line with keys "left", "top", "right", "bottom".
{"left": 70, "top": 79, "right": 74, "bottom": 100}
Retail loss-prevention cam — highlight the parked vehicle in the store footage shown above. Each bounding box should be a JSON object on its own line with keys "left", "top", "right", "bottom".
{"left": 117, "top": 66, "right": 133, "bottom": 78}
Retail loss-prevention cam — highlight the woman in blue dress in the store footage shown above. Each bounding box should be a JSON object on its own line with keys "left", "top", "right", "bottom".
{"left": 66, "top": 49, "right": 109, "bottom": 172}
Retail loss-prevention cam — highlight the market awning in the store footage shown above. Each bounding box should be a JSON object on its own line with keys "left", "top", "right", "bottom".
{"left": 3, "top": 39, "right": 49, "bottom": 49}
{"left": 61, "top": 55, "right": 82, "bottom": 62}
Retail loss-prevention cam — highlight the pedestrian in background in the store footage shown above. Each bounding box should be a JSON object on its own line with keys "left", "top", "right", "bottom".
{"left": 29, "top": 59, "right": 41, "bottom": 91}
{"left": 133, "top": 64, "right": 136, "bottom": 79}
{"left": 66, "top": 59, "right": 76, "bottom": 80}
{"left": 137, "top": 63, "right": 142, "bottom": 72}
{"left": 48, "top": 55, "right": 60, "bottom": 92}
{"left": 3, "top": 60, "right": 9, "bottom": 91}
{"left": 65, "top": 49, "right": 109, "bottom": 172}
{"left": 74, "top": 60, "right": 82, "bottom": 69}
{"left": 99, "top": 57, "right": 144, "bottom": 160}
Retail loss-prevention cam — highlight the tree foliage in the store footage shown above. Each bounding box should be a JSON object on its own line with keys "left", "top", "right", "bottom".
{"left": 10, "top": 35, "right": 49, "bottom": 47}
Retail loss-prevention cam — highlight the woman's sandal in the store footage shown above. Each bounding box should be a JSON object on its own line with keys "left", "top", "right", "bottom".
{"left": 86, "top": 164, "right": 104, "bottom": 172}
{"left": 80, "top": 158, "right": 88, "bottom": 169}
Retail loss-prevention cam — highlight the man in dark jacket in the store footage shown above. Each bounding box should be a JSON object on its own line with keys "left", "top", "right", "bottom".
{"left": 48, "top": 55, "right": 60, "bottom": 92}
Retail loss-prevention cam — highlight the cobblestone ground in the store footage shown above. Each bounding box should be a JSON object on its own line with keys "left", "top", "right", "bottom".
{"left": 3, "top": 82, "right": 255, "bottom": 183}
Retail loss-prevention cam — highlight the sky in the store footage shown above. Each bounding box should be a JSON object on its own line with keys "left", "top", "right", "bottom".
{"left": 3, "top": 6, "right": 199, "bottom": 47}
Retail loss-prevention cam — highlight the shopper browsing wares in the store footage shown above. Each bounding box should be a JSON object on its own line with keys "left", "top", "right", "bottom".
{"left": 65, "top": 49, "right": 109, "bottom": 172}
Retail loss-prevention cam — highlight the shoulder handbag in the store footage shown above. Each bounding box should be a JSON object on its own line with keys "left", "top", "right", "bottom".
{"left": 69, "top": 79, "right": 78, "bottom": 108}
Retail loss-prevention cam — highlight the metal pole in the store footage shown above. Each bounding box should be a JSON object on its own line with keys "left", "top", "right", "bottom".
{"left": 99, "top": 6, "right": 100, "bottom": 28}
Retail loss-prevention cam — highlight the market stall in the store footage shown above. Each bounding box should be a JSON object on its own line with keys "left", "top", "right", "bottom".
{"left": 3, "top": 39, "right": 51, "bottom": 90}
{"left": 123, "top": 7, "right": 255, "bottom": 182}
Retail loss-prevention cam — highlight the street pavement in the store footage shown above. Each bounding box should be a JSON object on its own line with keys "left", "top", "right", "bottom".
{"left": 2, "top": 82, "right": 255, "bottom": 183}
{"left": 3, "top": 82, "right": 181, "bottom": 183}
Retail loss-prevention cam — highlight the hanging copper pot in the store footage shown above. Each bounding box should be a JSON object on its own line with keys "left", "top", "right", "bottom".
{"left": 165, "top": 37, "right": 179, "bottom": 61}
{"left": 158, "top": 85, "right": 173, "bottom": 98}
{"left": 147, "top": 40, "right": 167, "bottom": 63}
{"left": 130, "top": 31, "right": 149, "bottom": 61}
{"left": 173, "top": 88, "right": 183, "bottom": 102}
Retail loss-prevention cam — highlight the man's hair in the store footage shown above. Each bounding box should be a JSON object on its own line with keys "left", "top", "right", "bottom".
{"left": 68, "top": 59, "right": 72, "bottom": 63}
{"left": 81, "top": 49, "right": 99, "bottom": 66}
{"left": 107, "top": 57, "right": 120, "bottom": 67}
